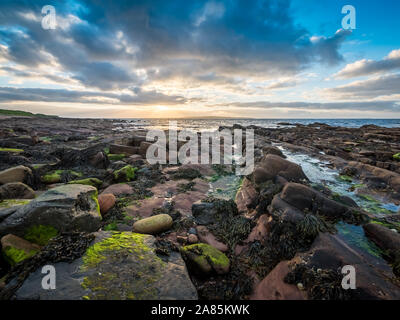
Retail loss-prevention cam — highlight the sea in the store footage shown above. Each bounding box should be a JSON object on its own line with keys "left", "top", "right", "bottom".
{"left": 113, "top": 118, "right": 400, "bottom": 132}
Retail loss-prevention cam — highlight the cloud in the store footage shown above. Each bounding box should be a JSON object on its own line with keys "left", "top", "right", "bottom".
{"left": 323, "top": 73, "right": 400, "bottom": 99}
{"left": 213, "top": 100, "right": 400, "bottom": 112}
{"left": 334, "top": 49, "right": 400, "bottom": 79}
{"left": 0, "top": 0, "right": 351, "bottom": 92}
{"left": 0, "top": 86, "right": 188, "bottom": 105}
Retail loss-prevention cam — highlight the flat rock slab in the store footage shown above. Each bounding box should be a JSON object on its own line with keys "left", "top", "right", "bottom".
{"left": 15, "top": 231, "right": 198, "bottom": 300}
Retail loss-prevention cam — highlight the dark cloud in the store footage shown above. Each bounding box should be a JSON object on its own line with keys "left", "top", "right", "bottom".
{"left": 0, "top": 0, "right": 351, "bottom": 92}
{"left": 0, "top": 86, "right": 188, "bottom": 105}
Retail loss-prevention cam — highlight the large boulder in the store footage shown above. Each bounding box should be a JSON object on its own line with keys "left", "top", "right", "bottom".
{"left": 251, "top": 261, "right": 306, "bottom": 300}
{"left": 253, "top": 154, "right": 308, "bottom": 185}
{"left": 100, "top": 183, "right": 134, "bottom": 196}
{"left": 0, "top": 165, "right": 32, "bottom": 185}
{"left": 289, "top": 233, "right": 400, "bottom": 299}
{"left": 363, "top": 223, "right": 400, "bottom": 256}
{"left": 0, "top": 184, "right": 102, "bottom": 238}
{"left": 0, "top": 182, "right": 35, "bottom": 200}
{"left": 14, "top": 231, "right": 198, "bottom": 300}
{"left": 273, "top": 182, "right": 367, "bottom": 222}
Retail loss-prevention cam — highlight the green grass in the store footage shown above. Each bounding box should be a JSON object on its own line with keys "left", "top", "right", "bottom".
{"left": 0, "top": 109, "right": 58, "bottom": 118}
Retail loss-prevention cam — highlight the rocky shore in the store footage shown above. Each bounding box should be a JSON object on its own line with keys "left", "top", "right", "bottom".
{"left": 0, "top": 115, "right": 399, "bottom": 300}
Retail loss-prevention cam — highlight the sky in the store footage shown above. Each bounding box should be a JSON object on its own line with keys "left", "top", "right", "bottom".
{"left": 0, "top": 0, "right": 399, "bottom": 119}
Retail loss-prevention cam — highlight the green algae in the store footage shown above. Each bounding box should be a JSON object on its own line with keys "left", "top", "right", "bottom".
{"left": 24, "top": 225, "right": 59, "bottom": 246}
{"left": 181, "top": 243, "right": 229, "bottom": 272}
{"left": 0, "top": 199, "right": 31, "bottom": 208}
{"left": 68, "top": 178, "right": 102, "bottom": 188}
{"left": 338, "top": 175, "right": 353, "bottom": 182}
{"left": 113, "top": 165, "right": 136, "bottom": 182}
{"left": 104, "top": 221, "right": 118, "bottom": 231}
{"left": 41, "top": 170, "right": 82, "bottom": 184}
{"left": 108, "top": 154, "right": 125, "bottom": 161}
{"left": 79, "top": 232, "right": 165, "bottom": 300}
{"left": 393, "top": 153, "right": 400, "bottom": 161}
{"left": 3, "top": 246, "right": 38, "bottom": 266}
{"left": 0, "top": 148, "right": 24, "bottom": 153}
{"left": 91, "top": 191, "right": 101, "bottom": 216}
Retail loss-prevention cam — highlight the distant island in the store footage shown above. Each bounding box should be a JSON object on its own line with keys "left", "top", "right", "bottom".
{"left": 0, "top": 109, "right": 58, "bottom": 118}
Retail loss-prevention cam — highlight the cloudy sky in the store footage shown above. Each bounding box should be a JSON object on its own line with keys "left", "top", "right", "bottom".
{"left": 0, "top": 0, "right": 399, "bottom": 118}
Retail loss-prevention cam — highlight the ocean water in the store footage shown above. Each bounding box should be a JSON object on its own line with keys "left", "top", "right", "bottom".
{"left": 113, "top": 118, "right": 400, "bottom": 132}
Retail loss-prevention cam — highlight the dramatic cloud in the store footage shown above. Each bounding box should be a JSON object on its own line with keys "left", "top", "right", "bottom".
{"left": 334, "top": 49, "right": 400, "bottom": 79}
{"left": 0, "top": 87, "right": 188, "bottom": 105}
{"left": 213, "top": 100, "right": 400, "bottom": 112}
{"left": 0, "top": 0, "right": 351, "bottom": 92}
{"left": 323, "top": 73, "right": 400, "bottom": 99}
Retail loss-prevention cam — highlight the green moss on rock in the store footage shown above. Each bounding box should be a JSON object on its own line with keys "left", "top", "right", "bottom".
{"left": 24, "top": 225, "right": 59, "bottom": 246}
{"left": 79, "top": 232, "right": 165, "bottom": 300}
{"left": 108, "top": 154, "right": 125, "bottom": 161}
{"left": 0, "top": 199, "right": 31, "bottom": 208}
{"left": 181, "top": 243, "right": 230, "bottom": 275}
{"left": 113, "top": 165, "right": 137, "bottom": 182}
{"left": 339, "top": 175, "right": 353, "bottom": 182}
{"left": 68, "top": 178, "right": 102, "bottom": 188}
{"left": 3, "top": 246, "right": 38, "bottom": 266}
{"left": 393, "top": 153, "right": 400, "bottom": 161}
{"left": 0, "top": 148, "right": 24, "bottom": 153}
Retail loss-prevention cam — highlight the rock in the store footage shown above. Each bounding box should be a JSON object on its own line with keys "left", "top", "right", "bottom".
{"left": 188, "top": 234, "right": 198, "bottom": 244}
{"left": 89, "top": 151, "right": 108, "bottom": 168}
{"left": 196, "top": 225, "right": 228, "bottom": 252}
{"left": 113, "top": 165, "right": 136, "bottom": 182}
{"left": 235, "top": 178, "right": 258, "bottom": 213}
{"left": 262, "top": 146, "right": 286, "bottom": 158}
{"left": 133, "top": 214, "right": 173, "bottom": 235}
{"left": 1, "top": 234, "right": 41, "bottom": 266}
{"left": 68, "top": 178, "right": 103, "bottom": 188}
{"left": 181, "top": 243, "right": 230, "bottom": 275}
{"left": 126, "top": 154, "right": 144, "bottom": 166}
{"left": 0, "top": 165, "right": 32, "bottom": 185}
{"left": 192, "top": 198, "right": 238, "bottom": 226}
{"left": 100, "top": 183, "right": 134, "bottom": 196}
{"left": 0, "top": 182, "right": 35, "bottom": 200}
{"left": 253, "top": 154, "right": 308, "bottom": 185}
{"left": 14, "top": 231, "right": 198, "bottom": 300}
{"left": 293, "top": 233, "right": 400, "bottom": 299}
{"left": 250, "top": 261, "right": 306, "bottom": 300}
{"left": 0, "top": 184, "right": 102, "bottom": 238}
{"left": 109, "top": 144, "right": 138, "bottom": 155}
{"left": 278, "top": 182, "right": 364, "bottom": 221}
{"left": 139, "top": 141, "right": 152, "bottom": 157}
{"left": 98, "top": 193, "right": 116, "bottom": 215}
{"left": 363, "top": 223, "right": 400, "bottom": 256}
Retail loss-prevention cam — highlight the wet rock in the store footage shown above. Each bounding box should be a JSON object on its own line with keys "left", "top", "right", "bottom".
{"left": 68, "top": 178, "right": 103, "bottom": 188}
{"left": 139, "top": 141, "right": 152, "bottom": 157}
{"left": 363, "top": 223, "right": 400, "bottom": 256}
{"left": 0, "top": 165, "right": 32, "bottom": 185}
{"left": 196, "top": 225, "right": 228, "bottom": 252}
{"left": 0, "top": 184, "right": 102, "bottom": 238}
{"left": 14, "top": 231, "right": 198, "bottom": 300}
{"left": 100, "top": 183, "right": 134, "bottom": 196}
{"left": 262, "top": 146, "right": 286, "bottom": 158}
{"left": 235, "top": 178, "right": 258, "bottom": 213}
{"left": 98, "top": 193, "right": 116, "bottom": 215}
{"left": 291, "top": 233, "right": 400, "bottom": 299}
{"left": 0, "top": 182, "right": 35, "bottom": 200}
{"left": 250, "top": 261, "right": 306, "bottom": 300}
{"left": 192, "top": 198, "right": 238, "bottom": 226}
{"left": 253, "top": 154, "right": 308, "bottom": 185}
{"left": 181, "top": 243, "right": 230, "bottom": 275}
{"left": 133, "top": 214, "right": 173, "bottom": 235}
{"left": 1, "top": 234, "right": 41, "bottom": 266}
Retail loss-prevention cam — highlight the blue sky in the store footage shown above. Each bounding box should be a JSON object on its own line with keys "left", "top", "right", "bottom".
{"left": 0, "top": 0, "right": 399, "bottom": 118}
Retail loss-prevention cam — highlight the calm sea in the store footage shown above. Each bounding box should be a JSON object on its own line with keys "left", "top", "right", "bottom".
{"left": 113, "top": 118, "right": 400, "bottom": 132}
